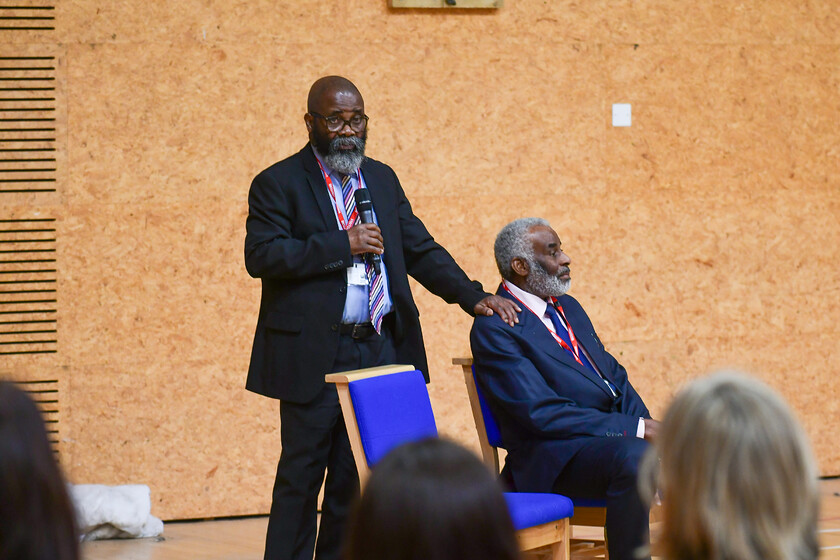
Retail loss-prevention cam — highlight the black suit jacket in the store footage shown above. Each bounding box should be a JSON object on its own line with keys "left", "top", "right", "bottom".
{"left": 245, "top": 145, "right": 487, "bottom": 403}
{"left": 470, "top": 285, "right": 650, "bottom": 493}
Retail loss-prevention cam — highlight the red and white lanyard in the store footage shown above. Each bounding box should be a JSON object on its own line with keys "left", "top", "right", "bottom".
{"left": 315, "top": 158, "right": 362, "bottom": 231}
{"left": 549, "top": 296, "right": 585, "bottom": 364}
{"left": 502, "top": 284, "right": 585, "bottom": 367}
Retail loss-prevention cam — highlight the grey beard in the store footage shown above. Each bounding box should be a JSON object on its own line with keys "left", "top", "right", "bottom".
{"left": 323, "top": 136, "right": 366, "bottom": 175}
{"left": 524, "top": 261, "right": 571, "bottom": 298}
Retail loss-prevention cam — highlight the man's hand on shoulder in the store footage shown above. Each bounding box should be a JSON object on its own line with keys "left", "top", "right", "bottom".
{"left": 474, "top": 295, "right": 521, "bottom": 327}
{"left": 347, "top": 223, "right": 384, "bottom": 256}
{"left": 643, "top": 418, "right": 661, "bottom": 441}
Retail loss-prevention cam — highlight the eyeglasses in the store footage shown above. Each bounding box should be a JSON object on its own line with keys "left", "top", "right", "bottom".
{"left": 309, "top": 112, "right": 369, "bottom": 132}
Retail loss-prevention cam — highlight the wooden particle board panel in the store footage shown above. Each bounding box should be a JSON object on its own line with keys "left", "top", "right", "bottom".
{"left": 2, "top": 0, "right": 839, "bottom": 521}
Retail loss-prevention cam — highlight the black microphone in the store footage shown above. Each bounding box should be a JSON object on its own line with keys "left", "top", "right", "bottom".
{"left": 354, "top": 188, "right": 381, "bottom": 274}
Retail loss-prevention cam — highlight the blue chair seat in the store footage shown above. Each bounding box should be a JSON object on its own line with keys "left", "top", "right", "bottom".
{"left": 504, "top": 493, "right": 574, "bottom": 531}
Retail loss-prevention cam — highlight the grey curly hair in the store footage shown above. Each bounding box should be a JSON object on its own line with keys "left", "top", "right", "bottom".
{"left": 493, "top": 218, "right": 550, "bottom": 281}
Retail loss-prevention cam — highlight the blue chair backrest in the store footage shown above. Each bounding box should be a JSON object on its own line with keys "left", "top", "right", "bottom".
{"left": 472, "top": 367, "right": 504, "bottom": 449}
{"left": 348, "top": 369, "right": 438, "bottom": 467}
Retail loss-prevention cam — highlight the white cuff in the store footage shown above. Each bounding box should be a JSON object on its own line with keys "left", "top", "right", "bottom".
{"left": 636, "top": 418, "right": 646, "bottom": 439}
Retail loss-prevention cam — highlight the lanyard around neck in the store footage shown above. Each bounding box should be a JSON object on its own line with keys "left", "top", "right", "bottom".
{"left": 315, "top": 158, "right": 362, "bottom": 231}
{"left": 501, "top": 284, "right": 584, "bottom": 366}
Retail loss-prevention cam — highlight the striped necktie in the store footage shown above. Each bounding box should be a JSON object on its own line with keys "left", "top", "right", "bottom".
{"left": 340, "top": 174, "right": 356, "bottom": 221}
{"left": 341, "top": 174, "right": 386, "bottom": 334}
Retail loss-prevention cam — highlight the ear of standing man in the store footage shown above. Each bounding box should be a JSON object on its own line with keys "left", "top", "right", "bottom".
{"left": 244, "top": 76, "right": 518, "bottom": 560}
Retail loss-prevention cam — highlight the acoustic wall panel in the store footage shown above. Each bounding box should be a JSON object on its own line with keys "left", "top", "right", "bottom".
{"left": 0, "top": 217, "right": 56, "bottom": 356}
{"left": 0, "top": 55, "right": 56, "bottom": 195}
{"left": 2, "top": 1, "right": 840, "bottom": 522}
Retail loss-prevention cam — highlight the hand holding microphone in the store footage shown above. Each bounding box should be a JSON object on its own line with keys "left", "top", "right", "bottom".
{"left": 350, "top": 188, "right": 382, "bottom": 274}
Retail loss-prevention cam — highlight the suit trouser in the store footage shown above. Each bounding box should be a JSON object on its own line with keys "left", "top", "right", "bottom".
{"left": 551, "top": 437, "right": 651, "bottom": 560}
{"left": 264, "top": 321, "right": 397, "bottom": 560}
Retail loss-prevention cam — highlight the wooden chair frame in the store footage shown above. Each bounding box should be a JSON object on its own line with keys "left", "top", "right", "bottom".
{"left": 326, "top": 364, "right": 571, "bottom": 560}
{"left": 325, "top": 364, "right": 416, "bottom": 485}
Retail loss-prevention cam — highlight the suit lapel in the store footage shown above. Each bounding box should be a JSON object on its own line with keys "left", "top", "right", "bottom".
{"left": 557, "top": 300, "right": 618, "bottom": 397}
{"left": 537, "top": 314, "right": 612, "bottom": 396}
{"left": 359, "top": 158, "right": 386, "bottom": 225}
{"left": 301, "top": 145, "right": 341, "bottom": 231}
{"left": 497, "top": 287, "right": 612, "bottom": 397}
{"left": 558, "top": 299, "right": 606, "bottom": 374}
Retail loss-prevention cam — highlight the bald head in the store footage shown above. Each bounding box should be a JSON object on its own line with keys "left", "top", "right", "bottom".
{"left": 307, "top": 76, "right": 363, "bottom": 114}
{"left": 305, "top": 76, "right": 368, "bottom": 175}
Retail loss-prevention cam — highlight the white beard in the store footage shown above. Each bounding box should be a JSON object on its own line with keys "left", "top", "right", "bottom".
{"left": 524, "top": 261, "right": 570, "bottom": 298}
{"left": 324, "top": 136, "right": 366, "bottom": 175}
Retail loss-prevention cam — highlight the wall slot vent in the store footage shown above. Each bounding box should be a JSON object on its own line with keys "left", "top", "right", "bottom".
{"left": 0, "top": 54, "right": 56, "bottom": 194}
{"left": 16, "top": 379, "right": 59, "bottom": 454}
{"left": 0, "top": 217, "right": 56, "bottom": 355}
{"left": 0, "top": 5, "right": 55, "bottom": 31}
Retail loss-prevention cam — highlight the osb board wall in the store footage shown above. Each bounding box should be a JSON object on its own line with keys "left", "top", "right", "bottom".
{"left": 0, "top": 0, "right": 837, "bottom": 519}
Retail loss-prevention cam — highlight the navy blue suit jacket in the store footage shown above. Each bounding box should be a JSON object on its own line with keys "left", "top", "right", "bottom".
{"left": 470, "top": 285, "right": 650, "bottom": 493}
{"left": 245, "top": 145, "right": 487, "bottom": 403}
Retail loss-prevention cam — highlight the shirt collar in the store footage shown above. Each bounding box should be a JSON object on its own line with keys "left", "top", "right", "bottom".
{"left": 503, "top": 279, "right": 550, "bottom": 318}
{"left": 311, "top": 144, "right": 334, "bottom": 176}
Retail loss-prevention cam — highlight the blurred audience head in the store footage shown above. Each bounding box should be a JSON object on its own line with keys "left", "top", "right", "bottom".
{"left": 642, "top": 372, "right": 819, "bottom": 560}
{"left": 0, "top": 380, "right": 79, "bottom": 560}
{"left": 344, "top": 437, "right": 520, "bottom": 560}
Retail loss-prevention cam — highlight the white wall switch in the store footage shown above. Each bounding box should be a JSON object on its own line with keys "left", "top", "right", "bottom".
{"left": 612, "top": 103, "right": 632, "bottom": 127}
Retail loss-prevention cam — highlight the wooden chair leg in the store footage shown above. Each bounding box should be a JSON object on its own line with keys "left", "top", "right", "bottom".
{"left": 548, "top": 521, "right": 570, "bottom": 560}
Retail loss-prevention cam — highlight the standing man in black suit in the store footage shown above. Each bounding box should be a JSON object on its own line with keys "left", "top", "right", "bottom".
{"left": 245, "top": 76, "right": 519, "bottom": 560}
{"left": 470, "top": 217, "right": 661, "bottom": 560}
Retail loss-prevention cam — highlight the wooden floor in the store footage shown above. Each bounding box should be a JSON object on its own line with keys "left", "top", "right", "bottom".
{"left": 83, "top": 478, "right": 840, "bottom": 560}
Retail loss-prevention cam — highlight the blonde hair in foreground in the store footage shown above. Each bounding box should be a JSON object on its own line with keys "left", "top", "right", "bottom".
{"left": 641, "top": 372, "right": 820, "bottom": 560}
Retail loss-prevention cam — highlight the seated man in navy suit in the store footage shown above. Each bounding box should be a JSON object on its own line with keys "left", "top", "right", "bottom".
{"left": 470, "top": 217, "right": 660, "bottom": 560}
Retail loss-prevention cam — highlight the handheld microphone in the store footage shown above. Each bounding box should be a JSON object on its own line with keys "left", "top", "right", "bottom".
{"left": 353, "top": 188, "right": 381, "bottom": 274}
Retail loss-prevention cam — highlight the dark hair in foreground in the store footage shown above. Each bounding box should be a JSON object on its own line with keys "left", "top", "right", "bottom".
{"left": 0, "top": 381, "right": 79, "bottom": 560}
{"left": 641, "top": 372, "right": 820, "bottom": 560}
{"left": 344, "top": 438, "right": 521, "bottom": 560}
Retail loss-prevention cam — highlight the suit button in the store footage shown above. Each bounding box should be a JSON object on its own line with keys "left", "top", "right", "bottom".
{"left": 339, "top": 287, "right": 346, "bottom": 293}
{"left": 331, "top": 324, "right": 338, "bottom": 331}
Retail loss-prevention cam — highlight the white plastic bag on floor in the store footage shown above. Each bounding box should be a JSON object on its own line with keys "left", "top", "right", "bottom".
{"left": 68, "top": 484, "right": 164, "bottom": 541}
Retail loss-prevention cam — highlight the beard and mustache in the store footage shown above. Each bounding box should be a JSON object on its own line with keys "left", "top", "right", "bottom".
{"left": 523, "top": 258, "right": 571, "bottom": 299}
{"left": 312, "top": 130, "right": 367, "bottom": 176}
